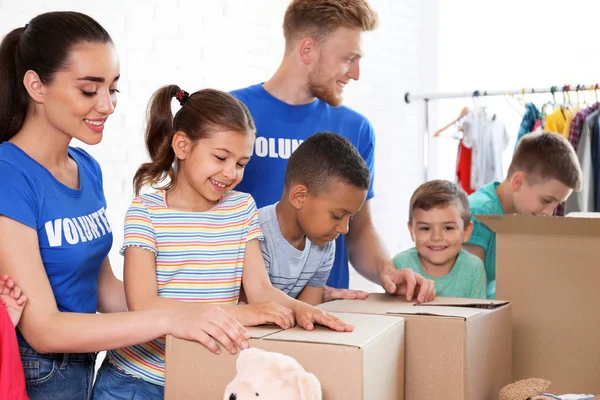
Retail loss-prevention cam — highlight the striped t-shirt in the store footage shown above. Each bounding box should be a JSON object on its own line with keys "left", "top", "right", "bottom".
{"left": 107, "top": 190, "right": 263, "bottom": 386}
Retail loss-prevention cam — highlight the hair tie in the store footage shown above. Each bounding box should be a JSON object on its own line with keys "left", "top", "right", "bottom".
{"left": 175, "top": 90, "right": 189, "bottom": 106}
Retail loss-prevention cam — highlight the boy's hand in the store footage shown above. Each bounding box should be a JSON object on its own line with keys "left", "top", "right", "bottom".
{"left": 381, "top": 268, "right": 436, "bottom": 303}
{"left": 294, "top": 303, "right": 354, "bottom": 332}
{"left": 0, "top": 275, "right": 28, "bottom": 327}
{"left": 322, "top": 286, "right": 369, "bottom": 302}
{"left": 227, "top": 301, "right": 295, "bottom": 330}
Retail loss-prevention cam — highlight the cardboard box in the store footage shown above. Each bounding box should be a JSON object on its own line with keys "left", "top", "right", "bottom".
{"left": 319, "top": 293, "right": 512, "bottom": 400}
{"left": 165, "top": 312, "right": 405, "bottom": 400}
{"left": 478, "top": 214, "right": 600, "bottom": 394}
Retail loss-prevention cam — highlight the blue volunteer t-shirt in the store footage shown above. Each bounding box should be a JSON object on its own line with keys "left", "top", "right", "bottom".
{"left": 0, "top": 142, "right": 113, "bottom": 314}
{"left": 231, "top": 83, "right": 375, "bottom": 289}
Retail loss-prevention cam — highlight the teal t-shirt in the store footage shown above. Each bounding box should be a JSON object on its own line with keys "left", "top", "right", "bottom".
{"left": 466, "top": 181, "right": 504, "bottom": 299}
{"left": 392, "top": 248, "right": 486, "bottom": 299}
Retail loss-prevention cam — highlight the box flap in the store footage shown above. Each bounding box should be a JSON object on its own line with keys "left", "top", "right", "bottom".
{"left": 246, "top": 325, "right": 284, "bottom": 339}
{"left": 413, "top": 296, "right": 509, "bottom": 309}
{"left": 319, "top": 293, "right": 507, "bottom": 319}
{"left": 319, "top": 292, "right": 402, "bottom": 314}
{"left": 387, "top": 305, "right": 485, "bottom": 318}
{"left": 263, "top": 312, "right": 403, "bottom": 348}
{"left": 475, "top": 215, "right": 600, "bottom": 237}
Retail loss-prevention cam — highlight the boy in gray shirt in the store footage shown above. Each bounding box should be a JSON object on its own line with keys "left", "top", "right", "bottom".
{"left": 258, "top": 132, "right": 371, "bottom": 305}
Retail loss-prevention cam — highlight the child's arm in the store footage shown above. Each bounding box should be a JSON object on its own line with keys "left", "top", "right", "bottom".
{"left": 311, "top": 242, "right": 369, "bottom": 304}
{"left": 463, "top": 214, "right": 491, "bottom": 263}
{"left": 0, "top": 216, "right": 248, "bottom": 355}
{"left": 296, "top": 286, "right": 325, "bottom": 306}
{"left": 0, "top": 275, "right": 27, "bottom": 327}
{"left": 240, "top": 240, "right": 353, "bottom": 332}
{"left": 124, "top": 246, "right": 294, "bottom": 330}
{"left": 462, "top": 244, "right": 485, "bottom": 263}
{"left": 97, "top": 258, "right": 127, "bottom": 313}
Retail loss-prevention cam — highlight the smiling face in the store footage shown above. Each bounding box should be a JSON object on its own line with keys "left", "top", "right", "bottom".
{"left": 408, "top": 203, "right": 473, "bottom": 271}
{"left": 306, "top": 27, "right": 363, "bottom": 106}
{"left": 174, "top": 129, "right": 254, "bottom": 208}
{"left": 33, "top": 42, "right": 120, "bottom": 145}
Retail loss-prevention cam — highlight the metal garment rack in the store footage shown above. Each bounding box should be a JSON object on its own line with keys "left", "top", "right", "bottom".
{"left": 404, "top": 84, "right": 600, "bottom": 181}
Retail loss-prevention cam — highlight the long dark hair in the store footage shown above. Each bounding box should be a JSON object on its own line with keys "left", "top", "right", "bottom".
{"left": 0, "top": 11, "right": 112, "bottom": 143}
{"left": 133, "top": 86, "right": 256, "bottom": 195}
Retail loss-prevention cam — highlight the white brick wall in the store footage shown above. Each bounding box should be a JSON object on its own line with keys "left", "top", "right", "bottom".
{"left": 0, "top": 0, "right": 437, "bottom": 292}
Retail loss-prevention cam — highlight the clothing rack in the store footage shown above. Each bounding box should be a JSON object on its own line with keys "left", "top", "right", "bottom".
{"left": 404, "top": 84, "right": 600, "bottom": 180}
{"left": 405, "top": 84, "right": 599, "bottom": 103}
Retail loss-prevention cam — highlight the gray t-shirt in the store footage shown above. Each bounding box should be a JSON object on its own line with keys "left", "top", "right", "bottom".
{"left": 258, "top": 204, "right": 335, "bottom": 299}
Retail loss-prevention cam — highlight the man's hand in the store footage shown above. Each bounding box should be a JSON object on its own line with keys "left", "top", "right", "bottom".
{"left": 322, "top": 285, "right": 369, "bottom": 303}
{"left": 381, "top": 268, "right": 436, "bottom": 303}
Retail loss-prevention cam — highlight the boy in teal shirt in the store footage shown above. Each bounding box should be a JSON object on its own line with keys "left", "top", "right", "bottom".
{"left": 394, "top": 180, "right": 486, "bottom": 299}
{"left": 463, "top": 132, "right": 583, "bottom": 299}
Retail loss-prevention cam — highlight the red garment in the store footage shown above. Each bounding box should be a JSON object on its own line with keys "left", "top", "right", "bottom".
{"left": 0, "top": 306, "right": 28, "bottom": 400}
{"left": 456, "top": 139, "right": 474, "bottom": 195}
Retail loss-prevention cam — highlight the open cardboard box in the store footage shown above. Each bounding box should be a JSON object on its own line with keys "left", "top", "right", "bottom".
{"left": 165, "top": 312, "right": 405, "bottom": 399}
{"left": 478, "top": 214, "right": 600, "bottom": 394}
{"left": 319, "top": 293, "right": 512, "bottom": 400}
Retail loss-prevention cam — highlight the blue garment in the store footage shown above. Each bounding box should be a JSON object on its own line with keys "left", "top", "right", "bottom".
{"left": 20, "top": 341, "right": 97, "bottom": 400}
{"left": 92, "top": 358, "right": 164, "bottom": 399}
{"left": 594, "top": 113, "right": 600, "bottom": 211}
{"left": 466, "top": 181, "right": 503, "bottom": 299}
{"left": 231, "top": 84, "right": 376, "bottom": 289}
{"left": 0, "top": 142, "right": 113, "bottom": 315}
{"left": 514, "top": 103, "right": 540, "bottom": 152}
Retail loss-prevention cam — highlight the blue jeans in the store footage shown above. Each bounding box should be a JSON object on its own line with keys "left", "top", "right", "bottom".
{"left": 92, "top": 358, "right": 164, "bottom": 399}
{"left": 19, "top": 341, "right": 97, "bottom": 400}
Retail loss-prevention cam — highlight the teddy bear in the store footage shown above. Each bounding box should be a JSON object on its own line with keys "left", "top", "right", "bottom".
{"left": 223, "top": 348, "right": 322, "bottom": 400}
{"left": 499, "top": 378, "right": 599, "bottom": 400}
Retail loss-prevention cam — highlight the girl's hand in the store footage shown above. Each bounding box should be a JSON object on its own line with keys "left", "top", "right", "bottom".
{"left": 294, "top": 303, "right": 353, "bottom": 332}
{"left": 169, "top": 304, "right": 251, "bottom": 355}
{"left": 227, "top": 301, "right": 295, "bottom": 330}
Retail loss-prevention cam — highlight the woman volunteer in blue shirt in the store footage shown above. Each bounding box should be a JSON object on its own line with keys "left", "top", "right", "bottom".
{"left": 0, "top": 11, "right": 249, "bottom": 399}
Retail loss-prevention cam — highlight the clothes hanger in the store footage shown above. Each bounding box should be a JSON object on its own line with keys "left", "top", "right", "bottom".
{"left": 504, "top": 94, "right": 525, "bottom": 117}
{"left": 433, "top": 107, "right": 469, "bottom": 137}
{"left": 562, "top": 85, "right": 572, "bottom": 108}
{"left": 480, "top": 91, "right": 496, "bottom": 121}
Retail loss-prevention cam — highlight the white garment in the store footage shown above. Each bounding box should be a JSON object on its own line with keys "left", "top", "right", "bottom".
{"left": 541, "top": 394, "right": 597, "bottom": 400}
{"left": 565, "top": 109, "right": 599, "bottom": 213}
{"left": 461, "top": 106, "right": 509, "bottom": 189}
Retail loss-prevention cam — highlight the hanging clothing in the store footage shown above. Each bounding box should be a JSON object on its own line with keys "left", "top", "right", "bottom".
{"left": 555, "top": 102, "right": 600, "bottom": 216}
{"left": 562, "top": 105, "right": 580, "bottom": 139}
{"left": 568, "top": 102, "right": 600, "bottom": 151}
{"left": 594, "top": 113, "right": 600, "bottom": 211}
{"left": 456, "top": 139, "right": 474, "bottom": 194}
{"left": 566, "top": 108, "right": 600, "bottom": 213}
{"left": 462, "top": 106, "right": 509, "bottom": 190}
{"left": 514, "top": 103, "right": 541, "bottom": 151}
{"left": 544, "top": 107, "right": 572, "bottom": 139}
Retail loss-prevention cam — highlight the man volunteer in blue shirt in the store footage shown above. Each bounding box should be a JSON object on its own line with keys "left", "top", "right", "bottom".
{"left": 232, "top": 0, "right": 436, "bottom": 303}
